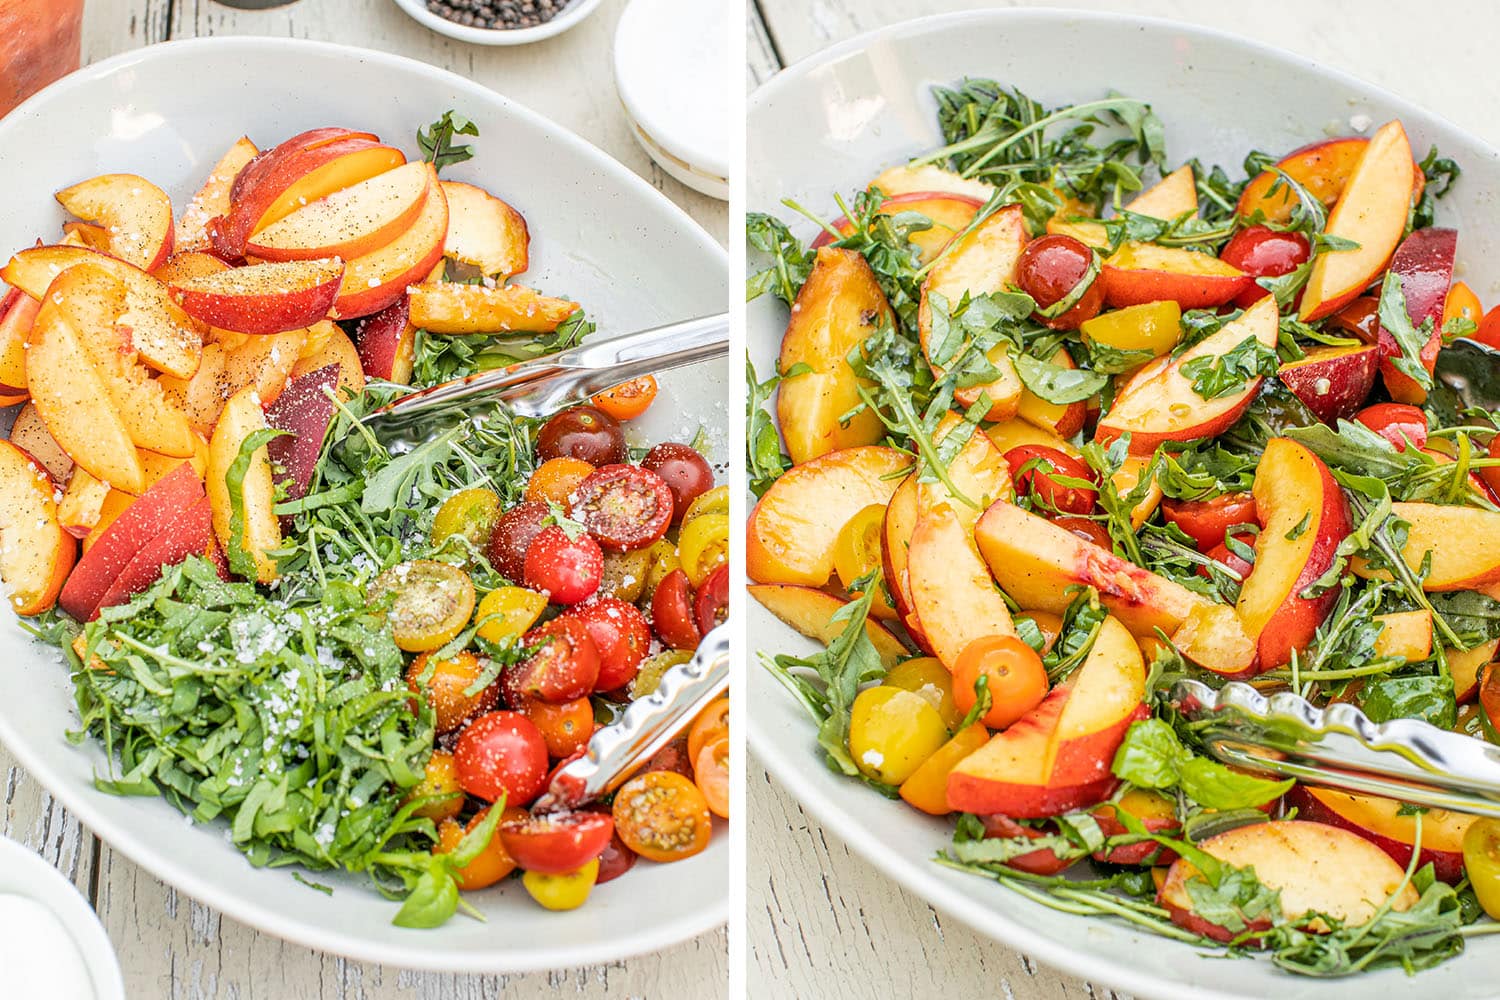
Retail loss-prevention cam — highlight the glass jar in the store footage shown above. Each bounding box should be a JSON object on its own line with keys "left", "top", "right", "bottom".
{"left": 0, "top": 0, "right": 83, "bottom": 118}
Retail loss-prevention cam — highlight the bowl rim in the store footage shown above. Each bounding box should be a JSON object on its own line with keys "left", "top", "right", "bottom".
{"left": 0, "top": 836, "right": 125, "bottom": 1000}
{"left": 0, "top": 33, "right": 727, "bottom": 974}
{"left": 389, "top": 0, "right": 606, "bottom": 47}
{"left": 746, "top": 8, "right": 1494, "bottom": 998}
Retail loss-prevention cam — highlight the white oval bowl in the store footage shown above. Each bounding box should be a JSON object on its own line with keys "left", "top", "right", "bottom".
{"left": 0, "top": 36, "right": 726, "bottom": 974}
{"left": 747, "top": 9, "right": 1500, "bottom": 999}
{"left": 0, "top": 836, "right": 123, "bottom": 1000}
{"left": 391, "top": 0, "right": 605, "bottom": 46}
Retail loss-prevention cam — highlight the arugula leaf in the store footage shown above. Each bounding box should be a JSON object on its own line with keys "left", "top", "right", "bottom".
{"left": 1377, "top": 270, "right": 1436, "bottom": 393}
{"left": 1014, "top": 351, "right": 1109, "bottom": 404}
{"left": 746, "top": 212, "right": 816, "bottom": 304}
{"left": 417, "top": 111, "right": 479, "bottom": 173}
{"left": 1179, "top": 336, "right": 1279, "bottom": 400}
{"left": 746, "top": 355, "right": 794, "bottom": 498}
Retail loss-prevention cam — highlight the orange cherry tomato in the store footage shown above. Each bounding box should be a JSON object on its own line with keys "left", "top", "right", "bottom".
{"left": 695, "top": 735, "right": 729, "bottom": 818}
{"left": 524, "top": 457, "right": 596, "bottom": 506}
{"left": 434, "top": 805, "right": 527, "bottom": 890}
{"left": 406, "top": 749, "right": 464, "bottom": 822}
{"left": 406, "top": 650, "right": 496, "bottom": 735}
{"left": 591, "top": 375, "right": 659, "bottom": 421}
{"left": 1444, "top": 281, "right": 1483, "bottom": 336}
{"left": 612, "top": 770, "right": 713, "bottom": 863}
{"left": 687, "top": 696, "right": 729, "bottom": 764}
{"left": 1475, "top": 305, "right": 1500, "bottom": 351}
{"left": 952, "top": 635, "right": 1049, "bottom": 730}
{"left": 522, "top": 696, "right": 596, "bottom": 759}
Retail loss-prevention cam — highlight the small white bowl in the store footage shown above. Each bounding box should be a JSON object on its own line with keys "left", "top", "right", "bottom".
{"left": 0, "top": 836, "right": 123, "bottom": 1000}
{"left": 391, "top": 0, "right": 604, "bottom": 46}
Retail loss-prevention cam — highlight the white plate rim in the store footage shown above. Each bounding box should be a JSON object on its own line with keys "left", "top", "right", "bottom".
{"left": 0, "top": 34, "right": 727, "bottom": 974}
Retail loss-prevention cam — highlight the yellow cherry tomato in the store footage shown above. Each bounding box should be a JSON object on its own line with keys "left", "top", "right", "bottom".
{"left": 638, "top": 538, "right": 681, "bottom": 603}
{"left": 883, "top": 657, "right": 960, "bottom": 729}
{"left": 599, "top": 547, "right": 653, "bottom": 603}
{"left": 473, "top": 586, "right": 548, "bottom": 645}
{"left": 677, "top": 512, "right": 728, "bottom": 587}
{"left": 1465, "top": 818, "right": 1500, "bottom": 918}
{"left": 832, "top": 503, "right": 896, "bottom": 619}
{"left": 848, "top": 686, "right": 948, "bottom": 785}
{"left": 1080, "top": 300, "right": 1182, "bottom": 356}
{"left": 630, "top": 650, "right": 692, "bottom": 698}
{"left": 370, "top": 560, "right": 476, "bottom": 652}
{"left": 682, "top": 485, "right": 728, "bottom": 525}
{"left": 430, "top": 487, "right": 501, "bottom": 551}
{"left": 405, "top": 749, "right": 463, "bottom": 822}
{"left": 523, "top": 858, "right": 601, "bottom": 910}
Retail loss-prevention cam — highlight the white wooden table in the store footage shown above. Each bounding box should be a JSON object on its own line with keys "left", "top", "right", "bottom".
{"left": 746, "top": 1, "right": 1500, "bottom": 997}
{"left": 0, "top": 2, "right": 726, "bottom": 997}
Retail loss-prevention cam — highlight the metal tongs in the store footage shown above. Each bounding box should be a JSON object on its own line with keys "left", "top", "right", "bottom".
{"left": 360, "top": 312, "right": 728, "bottom": 443}
{"left": 532, "top": 624, "right": 730, "bottom": 814}
{"left": 1170, "top": 678, "right": 1500, "bottom": 818}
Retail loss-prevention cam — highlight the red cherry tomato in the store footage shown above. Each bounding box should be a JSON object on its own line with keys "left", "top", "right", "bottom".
{"left": 453, "top": 710, "right": 550, "bottom": 806}
{"left": 1160, "top": 493, "right": 1259, "bottom": 552}
{"left": 523, "top": 525, "right": 603, "bottom": 605}
{"left": 498, "top": 810, "right": 615, "bottom": 875}
{"left": 567, "top": 464, "right": 674, "bottom": 552}
{"left": 693, "top": 564, "right": 729, "bottom": 635}
{"left": 1003, "top": 445, "right": 1098, "bottom": 515}
{"left": 1473, "top": 304, "right": 1500, "bottom": 351}
{"left": 1198, "top": 540, "right": 1255, "bottom": 582}
{"left": 1353, "top": 402, "right": 1429, "bottom": 451}
{"left": 1053, "top": 516, "right": 1111, "bottom": 548}
{"left": 979, "top": 815, "right": 1072, "bottom": 875}
{"left": 1220, "top": 225, "right": 1311, "bottom": 308}
{"left": 651, "top": 569, "right": 701, "bottom": 650}
{"left": 645, "top": 735, "right": 696, "bottom": 779}
{"left": 504, "top": 617, "right": 601, "bottom": 704}
{"left": 536, "top": 405, "right": 627, "bottom": 466}
{"left": 594, "top": 824, "right": 639, "bottom": 884}
{"left": 488, "top": 500, "right": 551, "bottom": 581}
{"left": 564, "top": 597, "right": 652, "bottom": 692}
{"left": 642, "top": 443, "right": 715, "bottom": 523}
{"left": 1015, "top": 234, "right": 1103, "bottom": 330}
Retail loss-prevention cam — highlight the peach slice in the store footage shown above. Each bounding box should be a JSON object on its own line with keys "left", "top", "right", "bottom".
{"left": 974, "top": 499, "right": 1214, "bottom": 637}
{"left": 247, "top": 161, "right": 433, "bottom": 263}
{"left": 1047, "top": 614, "right": 1147, "bottom": 788}
{"left": 1371, "top": 609, "right": 1433, "bottom": 662}
{"left": 1159, "top": 821, "right": 1418, "bottom": 942}
{"left": 1236, "top": 136, "right": 1370, "bottom": 222}
{"left": 868, "top": 163, "right": 994, "bottom": 203}
{"left": 918, "top": 204, "right": 1028, "bottom": 419}
{"left": 1169, "top": 602, "right": 1258, "bottom": 679}
{"left": 61, "top": 222, "right": 111, "bottom": 253}
{"left": 291, "top": 324, "right": 364, "bottom": 400}
{"left": 746, "top": 445, "right": 911, "bottom": 586}
{"left": 1452, "top": 638, "right": 1499, "bottom": 702}
{"left": 776, "top": 247, "right": 892, "bottom": 466}
{"left": 813, "top": 191, "right": 984, "bottom": 264}
{"left": 151, "top": 250, "right": 231, "bottom": 285}
{"left": 0, "top": 440, "right": 75, "bottom": 616}
{"left": 1101, "top": 242, "right": 1251, "bottom": 310}
{"left": 1276, "top": 343, "right": 1380, "bottom": 424}
{"left": 81, "top": 490, "right": 136, "bottom": 555}
{"left": 332, "top": 183, "right": 448, "bottom": 319}
{"left": 1300, "top": 122, "right": 1416, "bottom": 322}
{"left": 140, "top": 443, "right": 206, "bottom": 487}
{"left": 748, "top": 584, "right": 910, "bottom": 670}
{"left": 219, "top": 328, "right": 307, "bottom": 408}
{"left": 440, "top": 180, "right": 530, "bottom": 279}
{"left": 916, "top": 412, "right": 1013, "bottom": 523}
{"left": 264, "top": 364, "right": 340, "bottom": 502}
{"left": 945, "top": 684, "right": 1079, "bottom": 816}
{"left": 407, "top": 282, "right": 579, "bottom": 335}
{"left": 1377, "top": 227, "right": 1454, "bottom": 404}
{"left": 0, "top": 286, "right": 40, "bottom": 394}
{"left": 1096, "top": 296, "right": 1279, "bottom": 454}
{"left": 1125, "top": 165, "right": 1198, "bottom": 220}
{"left": 3, "top": 245, "right": 203, "bottom": 379}
{"left": 55, "top": 173, "right": 174, "bottom": 272}
{"left": 176, "top": 136, "right": 259, "bottom": 253}
{"left": 880, "top": 473, "right": 928, "bottom": 649}
{"left": 206, "top": 385, "right": 283, "bottom": 584}
{"left": 908, "top": 503, "right": 1016, "bottom": 671}
{"left": 1351, "top": 503, "right": 1500, "bottom": 590}
{"left": 94, "top": 495, "right": 214, "bottom": 614}
{"left": 58, "top": 468, "right": 113, "bottom": 538}
{"left": 169, "top": 257, "right": 343, "bottom": 336}
{"left": 1112, "top": 454, "right": 1163, "bottom": 530}
{"left": 159, "top": 342, "right": 229, "bottom": 436}
{"left": 1286, "top": 786, "right": 1472, "bottom": 884}
{"left": 984, "top": 418, "right": 1083, "bottom": 459}
{"left": 355, "top": 296, "right": 416, "bottom": 383}
{"left": 1016, "top": 345, "right": 1087, "bottom": 439}
{"left": 1236, "top": 438, "right": 1351, "bottom": 669}
{"left": 8, "top": 403, "right": 71, "bottom": 482}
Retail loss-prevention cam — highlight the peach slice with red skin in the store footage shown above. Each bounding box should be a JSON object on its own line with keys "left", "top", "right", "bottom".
{"left": 1101, "top": 242, "right": 1252, "bottom": 310}
{"left": 1016, "top": 346, "right": 1087, "bottom": 439}
{"left": 1236, "top": 438, "right": 1351, "bottom": 670}
{"left": 1377, "top": 227, "right": 1454, "bottom": 404}
{"left": 408, "top": 281, "right": 579, "bottom": 336}
{"left": 176, "top": 136, "right": 259, "bottom": 253}
{"left": 94, "top": 494, "right": 214, "bottom": 614}
{"left": 440, "top": 180, "right": 530, "bottom": 279}
{"left": 776, "top": 246, "right": 892, "bottom": 466}
{"left": 1350, "top": 502, "right": 1500, "bottom": 590}
{"left": 880, "top": 473, "right": 930, "bottom": 652}
{"left": 812, "top": 191, "right": 984, "bottom": 264}
{"left": 1300, "top": 122, "right": 1416, "bottom": 322}
{"left": 867, "top": 163, "right": 994, "bottom": 203}
{"left": 1286, "top": 786, "right": 1473, "bottom": 883}
{"left": 355, "top": 296, "right": 417, "bottom": 384}
{"left": 291, "top": 324, "right": 365, "bottom": 400}
{"left": 746, "top": 445, "right": 911, "bottom": 587}
{"left": 1276, "top": 343, "right": 1380, "bottom": 424}
{"left": 1096, "top": 295, "right": 1279, "bottom": 454}
{"left": 264, "top": 364, "right": 340, "bottom": 503}
{"left": 747, "top": 583, "right": 909, "bottom": 670}
{"left": 59, "top": 469, "right": 113, "bottom": 539}
{"left": 0, "top": 287, "right": 40, "bottom": 394}
{"left": 0, "top": 440, "right": 75, "bottom": 616}
{"left": 908, "top": 503, "right": 1017, "bottom": 672}
{"left": 1451, "top": 638, "right": 1499, "bottom": 702}
{"left": 247, "top": 161, "right": 434, "bottom": 263}
{"left": 1236, "top": 136, "right": 1370, "bottom": 222}
{"left": 55, "top": 173, "right": 175, "bottom": 272}
{"left": 332, "top": 182, "right": 449, "bottom": 319}
{"left": 169, "top": 257, "right": 343, "bottom": 336}
{"left": 1050, "top": 165, "right": 1199, "bottom": 249}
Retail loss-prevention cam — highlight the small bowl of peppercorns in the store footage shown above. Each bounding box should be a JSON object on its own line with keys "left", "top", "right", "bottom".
{"left": 392, "top": 0, "right": 604, "bottom": 45}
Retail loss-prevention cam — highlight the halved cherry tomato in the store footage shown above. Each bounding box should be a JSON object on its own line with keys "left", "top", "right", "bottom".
{"left": 524, "top": 457, "right": 595, "bottom": 506}
{"left": 522, "top": 859, "right": 599, "bottom": 911}
{"left": 1003, "top": 445, "right": 1097, "bottom": 515}
{"left": 1015, "top": 234, "right": 1103, "bottom": 330}
{"left": 1474, "top": 304, "right": 1500, "bottom": 351}
{"left": 642, "top": 443, "right": 715, "bottom": 522}
{"left": 567, "top": 464, "right": 674, "bottom": 551}
{"left": 406, "top": 749, "right": 463, "bottom": 821}
{"left": 1353, "top": 402, "right": 1428, "bottom": 451}
{"left": 536, "top": 405, "right": 626, "bottom": 465}
{"left": 473, "top": 586, "right": 548, "bottom": 645}
{"left": 1443, "top": 281, "right": 1483, "bottom": 337}
{"left": 687, "top": 696, "right": 730, "bottom": 764}
{"left": 651, "top": 569, "right": 701, "bottom": 650}
{"left": 631, "top": 650, "right": 692, "bottom": 699}
{"left": 639, "top": 538, "right": 682, "bottom": 602}
{"left": 563, "top": 597, "right": 651, "bottom": 692}
{"left": 523, "top": 524, "right": 603, "bottom": 604}
{"left": 883, "top": 657, "right": 960, "bottom": 729}
{"left": 695, "top": 735, "right": 729, "bottom": 818}
{"left": 591, "top": 375, "right": 659, "bottom": 421}
{"left": 406, "top": 650, "right": 496, "bottom": 734}
{"left": 453, "top": 710, "right": 550, "bottom": 805}
{"left": 487, "top": 500, "right": 550, "bottom": 581}
{"left": 598, "top": 547, "right": 652, "bottom": 603}
{"left": 1219, "top": 225, "right": 1311, "bottom": 308}
{"left": 594, "top": 825, "right": 639, "bottom": 884}
{"left": 1053, "top": 515, "right": 1111, "bottom": 549}
{"left": 1160, "top": 493, "right": 1259, "bottom": 552}
{"left": 521, "top": 696, "right": 596, "bottom": 758}
{"left": 499, "top": 809, "right": 615, "bottom": 875}
{"left": 434, "top": 805, "right": 527, "bottom": 890}
{"left": 1479, "top": 663, "right": 1500, "bottom": 736}
{"left": 645, "top": 733, "right": 695, "bottom": 778}
{"left": 681, "top": 485, "right": 727, "bottom": 525}
{"left": 612, "top": 770, "right": 713, "bottom": 863}
{"left": 694, "top": 564, "right": 729, "bottom": 635}
{"left": 430, "top": 487, "right": 501, "bottom": 551}
{"left": 1464, "top": 816, "right": 1500, "bottom": 919}
{"left": 677, "top": 512, "right": 728, "bottom": 586}
{"left": 504, "top": 617, "right": 601, "bottom": 704}
{"left": 1198, "top": 541, "right": 1254, "bottom": 583}
{"left": 952, "top": 635, "right": 1049, "bottom": 730}
{"left": 371, "top": 560, "right": 476, "bottom": 652}
{"left": 979, "top": 815, "right": 1072, "bottom": 875}
{"left": 832, "top": 503, "right": 895, "bottom": 617}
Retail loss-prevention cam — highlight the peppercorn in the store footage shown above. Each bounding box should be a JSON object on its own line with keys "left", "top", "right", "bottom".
{"left": 426, "top": 0, "right": 569, "bottom": 30}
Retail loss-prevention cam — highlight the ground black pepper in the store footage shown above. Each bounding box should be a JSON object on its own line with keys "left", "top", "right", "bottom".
{"left": 426, "top": 0, "right": 571, "bottom": 30}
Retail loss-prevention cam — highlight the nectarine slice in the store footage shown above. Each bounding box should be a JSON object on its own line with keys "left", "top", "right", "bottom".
{"left": 908, "top": 503, "right": 1016, "bottom": 672}
{"left": 746, "top": 446, "right": 911, "bottom": 587}
{"left": 1047, "top": 615, "right": 1146, "bottom": 787}
{"left": 176, "top": 136, "right": 259, "bottom": 253}
{"left": 55, "top": 173, "right": 174, "bottom": 273}
{"left": 776, "top": 247, "right": 892, "bottom": 466}
{"left": 1016, "top": 346, "right": 1087, "bottom": 439}
{"left": 984, "top": 419, "right": 1082, "bottom": 459}
{"left": 1351, "top": 502, "right": 1500, "bottom": 590}
{"left": 219, "top": 328, "right": 307, "bottom": 408}
{"left": 248, "top": 161, "right": 433, "bottom": 263}
{"left": 264, "top": 364, "right": 340, "bottom": 503}
{"left": 747, "top": 583, "right": 909, "bottom": 669}
{"left": 880, "top": 473, "right": 928, "bottom": 648}
{"left": 206, "top": 386, "right": 283, "bottom": 584}
{"left": 8, "top": 403, "right": 71, "bottom": 482}
{"left": 1276, "top": 343, "right": 1380, "bottom": 424}
{"left": 813, "top": 192, "right": 985, "bottom": 264}
{"left": 1124, "top": 165, "right": 1197, "bottom": 220}
{"left": 1451, "top": 638, "right": 1499, "bottom": 702}
{"left": 1286, "top": 786, "right": 1472, "bottom": 884}
{"left": 916, "top": 412, "right": 1012, "bottom": 526}
{"left": 170, "top": 257, "right": 343, "bottom": 336}
{"left": 355, "top": 296, "right": 416, "bottom": 384}
{"left": 441, "top": 180, "right": 530, "bottom": 279}
{"left": 94, "top": 496, "right": 214, "bottom": 614}
{"left": 1378, "top": 227, "right": 1454, "bottom": 404}
{"left": 58, "top": 468, "right": 113, "bottom": 538}
{"left": 1236, "top": 136, "right": 1368, "bottom": 223}
{"left": 1100, "top": 242, "right": 1251, "bottom": 310}
{"left": 947, "top": 684, "right": 1070, "bottom": 815}
{"left": 291, "top": 325, "right": 364, "bottom": 400}
{"left": 1370, "top": 609, "right": 1434, "bottom": 662}
{"left": 332, "top": 182, "right": 449, "bottom": 319}
{"left": 868, "top": 163, "right": 993, "bottom": 203}
{"left": 408, "top": 282, "right": 579, "bottom": 335}
{"left": 0, "top": 287, "right": 39, "bottom": 394}
{"left": 0, "top": 440, "right": 75, "bottom": 616}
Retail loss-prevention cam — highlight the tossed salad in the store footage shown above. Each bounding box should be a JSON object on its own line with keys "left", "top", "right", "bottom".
{"left": 0, "top": 112, "right": 728, "bottom": 926}
{"left": 748, "top": 79, "right": 1500, "bottom": 975}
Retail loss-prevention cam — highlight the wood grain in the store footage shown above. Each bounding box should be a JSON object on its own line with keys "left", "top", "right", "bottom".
{"left": 0, "top": 1, "right": 726, "bottom": 996}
